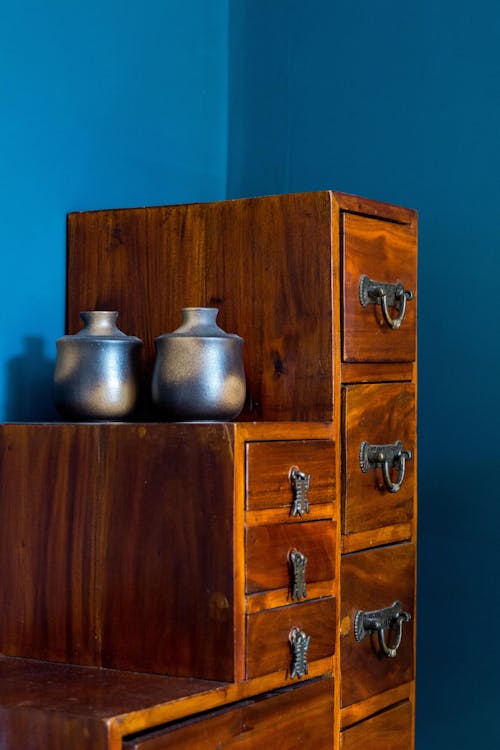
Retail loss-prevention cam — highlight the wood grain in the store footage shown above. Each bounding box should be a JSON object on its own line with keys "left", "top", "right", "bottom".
{"left": 246, "top": 597, "right": 336, "bottom": 679}
{"left": 342, "top": 383, "right": 415, "bottom": 534}
{"left": 340, "top": 544, "right": 415, "bottom": 707}
{"left": 123, "top": 677, "right": 334, "bottom": 750}
{"left": 341, "top": 700, "right": 413, "bottom": 749}
{"left": 342, "top": 213, "right": 417, "bottom": 363}
{"left": 245, "top": 520, "right": 336, "bottom": 594}
{"left": 246, "top": 440, "right": 335, "bottom": 511}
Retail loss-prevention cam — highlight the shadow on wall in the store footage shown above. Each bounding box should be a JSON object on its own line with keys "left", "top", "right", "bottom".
{"left": 5, "top": 337, "right": 59, "bottom": 422}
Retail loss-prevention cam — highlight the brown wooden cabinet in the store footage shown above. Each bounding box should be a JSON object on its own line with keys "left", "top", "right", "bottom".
{"left": 0, "top": 190, "right": 417, "bottom": 748}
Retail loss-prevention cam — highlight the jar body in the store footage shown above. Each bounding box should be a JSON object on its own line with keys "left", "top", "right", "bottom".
{"left": 54, "top": 311, "right": 142, "bottom": 420}
{"left": 152, "top": 308, "right": 246, "bottom": 420}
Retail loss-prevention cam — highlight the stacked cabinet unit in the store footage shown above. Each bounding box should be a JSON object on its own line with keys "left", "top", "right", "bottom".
{"left": 0, "top": 191, "right": 417, "bottom": 749}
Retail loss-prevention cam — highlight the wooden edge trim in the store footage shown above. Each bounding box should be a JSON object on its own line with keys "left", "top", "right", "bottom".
{"left": 245, "top": 504, "right": 335, "bottom": 526}
{"left": 246, "top": 583, "right": 335, "bottom": 614}
{"left": 341, "top": 523, "right": 412, "bottom": 554}
{"left": 340, "top": 682, "right": 413, "bottom": 729}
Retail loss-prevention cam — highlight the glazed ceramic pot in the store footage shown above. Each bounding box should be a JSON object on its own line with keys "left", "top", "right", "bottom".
{"left": 54, "top": 311, "right": 142, "bottom": 420}
{"left": 152, "top": 308, "right": 246, "bottom": 420}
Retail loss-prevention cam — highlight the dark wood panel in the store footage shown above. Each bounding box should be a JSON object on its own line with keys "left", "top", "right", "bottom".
{"left": 0, "top": 707, "right": 109, "bottom": 750}
{"left": 67, "top": 192, "right": 335, "bottom": 422}
{"left": 341, "top": 544, "right": 415, "bottom": 707}
{"left": 99, "top": 423, "right": 236, "bottom": 681}
{"left": 341, "top": 701, "right": 413, "bottom": 749}
{"left": 124, "top": 678, "right": 334, "bottom": 750}
{"left": 246, "top": 440, "right": 335, "bottom": 511}
{"left": 0, "top": 424, "right": 101, "bottom": 665}
{"left": 342, "top": 213, "right": 417, "bottom": 363}
{"left": 246, "top": 597, "right": 336, "bottom": 679}
{"left": 342, "top": 383, "right": 415, "bottom": 534}
{"left": 245, "top": 520, "right": 336, "bottom": 594}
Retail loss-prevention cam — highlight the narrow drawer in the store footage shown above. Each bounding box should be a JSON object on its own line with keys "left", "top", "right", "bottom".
{"left": 340, "top": 543, "right": 415, "bottom": 707}
{"left": 246, "top": 520, "right": 336, "bottom": 595}
{"left": 247, "top": 597, "right": 336, "bottom": 679}
{"left": 123, "top": 677, "right": 334, "bottom": 749}
{"left": 342, "top": 213, "right": 417, "bottom": 363}
{"left": 342, "top": 383, "right": 415, "bottom": 536}
{"left": 246, "top": 440, "right": 335, "bottom": 516}
{"left": 341, "top": 701, "right": 413, "bottom": 749}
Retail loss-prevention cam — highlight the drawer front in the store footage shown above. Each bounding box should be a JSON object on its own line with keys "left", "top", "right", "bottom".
{"left": 342, "top": 213, "right": 417, "bottom": 363}
{"left": 342, "top": 383, "right": 415, "bottom": 535}
{"left": 340, "top": 544, "right": 415, "bottom": 706}
{"left": 123, "top": 677, "right": 334, "bottom": 749}
{"left": 246, "top": 520, "right": 336, "bottom": 595}
{"left": 247, "top": 597, "right": 336, "bottom": 679}
{"left": 341, "top": 701, "right": 413, "bottom": 749}
{"left": 246, "top": 440, "right": 335, "bottom": 515}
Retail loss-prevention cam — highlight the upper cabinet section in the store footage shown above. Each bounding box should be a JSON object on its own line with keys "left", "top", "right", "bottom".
{"left": 67, "top": 191, "right": 417, "bottom": 422}
{"left": 342, "top": 213, "right": 417, "bottom": 363}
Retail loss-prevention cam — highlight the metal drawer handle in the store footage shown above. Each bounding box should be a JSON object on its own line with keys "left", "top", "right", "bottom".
{"left": 359, "top": 275, "right": 414, "bottom": 330}
{"left": 289, "top": 627, "right": 310, "bottom": 678}
{"left": 289, "top": 467, "right": 310, "bottom": 517}
{"left": 354, "top": 600, "right": 411, "bottom": 658}
{"left": 289, "top": 549, "right": 308, "bottom": 600}
{"left": 360, "top": 440, "right": 412, "bottom": 493}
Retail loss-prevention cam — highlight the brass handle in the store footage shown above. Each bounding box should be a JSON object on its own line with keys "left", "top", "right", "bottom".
{"left": 360, "top": 440, "right": 412, "bottom": 493}
{"left": 354, "top": 600, "right": 411, "bottom": 658}
{"left": 288, "top": 549, "right": 308, "bottom": 600}
{"left": 289, "top": 467, "right": 310, "bottom": 517}
{"left": 359, "top": 275, "right": 414, "bottom": 330}
{"left": 289, "top": 627, "right": 310, "bottom": 678}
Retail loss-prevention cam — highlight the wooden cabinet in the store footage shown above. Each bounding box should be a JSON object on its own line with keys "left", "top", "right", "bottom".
{"left": 0, "top": 190, "right": 417, "bottom": 748}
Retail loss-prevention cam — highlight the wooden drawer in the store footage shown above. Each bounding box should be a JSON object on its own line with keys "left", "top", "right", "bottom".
{"left": 246, "top": 440, "right": 335, "bottom": 517}
{"left": 246, "top": 597, "right": 336, "bottom": 679}
{"left": 342, "top": 213, "right": 417, "bottom": 363}
{"left": 342, "top": 383, "right": 415, "bottom": 536}
{"left": 341, "top": 701, "right": 413, "bottom": 749}
{"left": 123, "top": 677, "right": 334, "bottom": 749}
{"left": 340, "top": 544, "right": 415, "bottom": 707}
{"left": 246, "top": 520, "right": 336, "bottom": 596}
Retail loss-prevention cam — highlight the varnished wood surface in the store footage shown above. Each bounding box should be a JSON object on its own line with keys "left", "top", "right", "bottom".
{"left": 342, "top": 383, "right": 415, "bottom": 534}
{"left": 340, "top": 544, "right": 415, "bottom": 707}
{"left": 340, "top": 700, "right": 413, "bottom": 749}
{"left": 246, "top": 440, "right": 335, "bottom": 511}
{"left": 0, "top": 425, "right": 101, "bottom": 665}
{"left": 340, "top": 683, "right": 412, "bottom": 729}
{"left": 342, "top": 213, "right": 417, "bottom": 363}
{"left": 245, "top": 520, "right": 336, "bottom": 594}
{"left": 67, "top": 192, "right": 335, "bottom": 422}
{"left": 332, "top": 192, "right": 417, "bottom": 226}
{"left": 341, "top": 362, "right": 414, "bottom": 384}
{"left": 341, "top": 523, "right": 412, "bottom": 553}
{"left": 123, "top": 677, "right": 334, "bottom": 749}
{"left": 246, "top": 597, "right": 336, "bottom": 679}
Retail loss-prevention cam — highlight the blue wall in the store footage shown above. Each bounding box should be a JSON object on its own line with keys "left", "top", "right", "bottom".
{"left": 228, "top": 1, "right": 500, "bottom": 746}
{"left": 1, "top": 0, "right": 228, "bottom": 420}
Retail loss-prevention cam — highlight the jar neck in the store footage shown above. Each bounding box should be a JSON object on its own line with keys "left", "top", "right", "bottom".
{"left": 80, "top": 311, "right": 120, "bottom": 336}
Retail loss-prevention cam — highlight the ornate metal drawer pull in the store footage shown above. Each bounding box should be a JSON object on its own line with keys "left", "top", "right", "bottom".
{"left": 354, "top": 600, "right": 411, "bottom": 658}
{"left": 289, "top": 467, "right": 310, "bottom": 517}
{"left": 359, "top": 274, "right": 414, "bottom": 330}
{"left": 360, "top": 440, "right": 412, "bottom": 493}
{"left": 289, "top": 627, "right": 310, "bottom": 678}
{"left": 289, "top": 549, "right": 308, "bottom": 600}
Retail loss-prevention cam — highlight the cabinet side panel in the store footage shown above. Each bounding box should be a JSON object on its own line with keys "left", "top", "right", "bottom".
{"left": 99, "top": 424, "right": 235, "bottom": 681}
{"left": 0, "top": 425, "right": 101, "bottom": 665}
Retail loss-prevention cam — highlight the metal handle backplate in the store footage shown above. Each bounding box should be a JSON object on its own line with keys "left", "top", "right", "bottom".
{"left": 290, "top": 467, "right": 310, "bottom": 517}
{"left": 289, "top": 627, "right": 310, "bottom": 678}
{"left": 289, "top": 549, "right": 308, "bottom": 600}
{"left": 359, "top": 274, "right": 414, "bottom": 330}
{"left": 354, "top": 600, "right": 411, "bottom": 658}
{"left": 360, "top": 440, "right": 412, "bottom": 493}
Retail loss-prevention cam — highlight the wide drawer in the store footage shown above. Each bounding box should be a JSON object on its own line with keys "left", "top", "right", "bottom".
{"left": 123, "top": 677, "right": 334, "bottom": 749}
{"left": 246, "top": 597, "right": 336, "bottom": 679}
{"left": 246, "top": 520, "right": 336, "bottom": 596}
{"left": 342, "top": 213, "right": 417, "bottom": 363}
{"left": 340, "top": 543, "right": 415, "bottom": 706}
{"left": 341, "top": 700, "right": 413, "bottom": 749}
{"left": 342, "top": 383, "right": 415, "bottom": 536}
{"left": 246, "top": 440, "right": 335, "bottom": 516}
